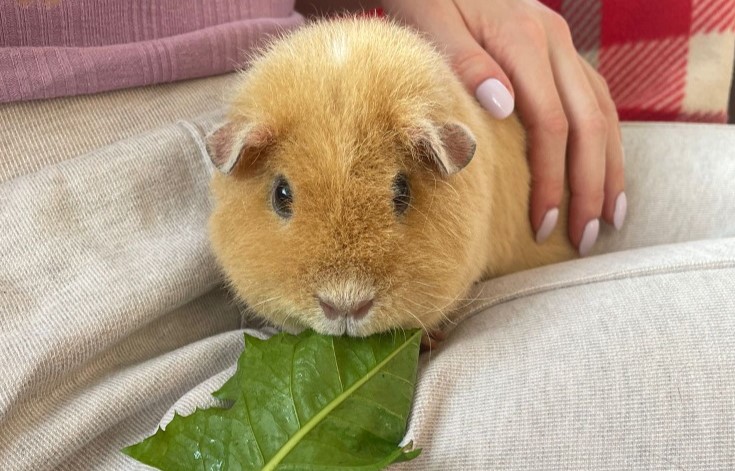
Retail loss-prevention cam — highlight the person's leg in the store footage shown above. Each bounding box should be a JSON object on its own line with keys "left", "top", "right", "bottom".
{"left": 593, "top": 122, "right": 735, "bottom": 254}
{"left": 400, "top": 122, "right": 735, "bottom": 470}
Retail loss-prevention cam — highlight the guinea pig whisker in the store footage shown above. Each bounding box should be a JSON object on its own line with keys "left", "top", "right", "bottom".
{"left": 437, "top": 309, "right": 458, "bottom": 326}
{"left": 395, "top": 306, "right": 430, "bottom": 337}
{"left": 405, "top": 202, "right": 466, "bottom": 243}
{"left": 386, "top": 295, "right": 434, "bottom": 335}
{"left": 405, "top": 201, "right": 442, "bottom": 225}
{"left": 433, "top": 176, "right": 461, "bottom": 200}
{"left": 280, "top": 309, "right": 299, "bottom": 331}
{"left": 401, "top": 285, "right": 485, "bottom": 327}
{"left": 404, "top": 202, "right": 444, "bottom": 233}
{"left": 434, "top": 287, "right": 486, "bottom": 324}
{"left": 247, "top": 295, "right": 283, "bottom": 310}
{"left": 394, "top": 284, "right": 459, "bottom": 319}
{"left": 406, "top": 279, "right": 440, "bottom": 291}
{"left": 406, "top": 281, "right": 464, "bottom": 304}
{"left": 400, "top": 295, "right": 443, "bottom": 317}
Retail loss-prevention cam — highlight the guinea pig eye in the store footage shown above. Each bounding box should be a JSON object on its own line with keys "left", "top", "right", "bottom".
{"left": 392, "top": 173, "right": 411, "bottom": 215}
{"left": 271, "top": 175, "right": 293, "bottom": 219}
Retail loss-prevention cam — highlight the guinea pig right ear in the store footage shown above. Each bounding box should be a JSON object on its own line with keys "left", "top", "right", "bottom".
{"left": 412, "top": 121, "right": 477, "bottom": 177}
{"left": 206, "top": 121, "right": 273, "bottom": 175}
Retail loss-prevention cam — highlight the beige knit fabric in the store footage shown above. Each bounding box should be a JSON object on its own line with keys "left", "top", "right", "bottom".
{"left": 0, "top": 88, "right": 734, "bottom": 470}
{"left": 0, "top": 72, "right": 239, "bottom": 183}
{"left": 399, "top": 238, "right": 735, "bottom": 470}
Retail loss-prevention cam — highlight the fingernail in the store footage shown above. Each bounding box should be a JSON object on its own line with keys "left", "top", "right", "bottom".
{"left": 475, "top": 78, "right": 514, "bottom": 119}
{"left": 579, "top": 219, "right": 599, "bottom": 257}
{"left": 535, "top": 207, "right": 559, "bottom": 244}
{"left": 613, "top": 192, "right": 627, "bottom": 230}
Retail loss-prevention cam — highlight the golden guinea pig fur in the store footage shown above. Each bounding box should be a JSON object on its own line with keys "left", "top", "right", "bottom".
{"left": 206, "top": 18, "right": 576, "bottom": 337}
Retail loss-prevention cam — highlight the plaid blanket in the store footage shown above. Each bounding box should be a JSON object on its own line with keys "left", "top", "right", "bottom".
{"left": 370, "top": 1, "right": 735, "bottom": 123}
{"left": 540, "top": 0, "right": 735, "bottom": 123}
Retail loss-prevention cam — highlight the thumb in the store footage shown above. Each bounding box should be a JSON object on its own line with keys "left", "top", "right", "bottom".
{"left": 444, "top": 30, "right": 516, "bottom": 119}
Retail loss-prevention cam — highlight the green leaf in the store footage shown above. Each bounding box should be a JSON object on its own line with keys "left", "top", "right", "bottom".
{"left": 124, "top": 329, "right": 422, "bottom": 470}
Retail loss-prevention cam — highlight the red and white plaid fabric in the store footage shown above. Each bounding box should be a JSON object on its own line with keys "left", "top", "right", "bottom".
{"left": 540, "top": 0, "right": 735, "bottom": 123}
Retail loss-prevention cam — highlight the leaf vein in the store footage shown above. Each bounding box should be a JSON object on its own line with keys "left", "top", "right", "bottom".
{"left": 379, "top": 370, "right": 414, "bottom": 386}
{"left": 243, "top": 392, "right": 265, "bottom": 465}
{"left": 331, "top": 336, "right": 345, "bottom": 392}
{"left": 353, "top": 394, "right": 405, "bottom": 421}
{"left": 290, "top": 345, "right": 302, "bottom": 429}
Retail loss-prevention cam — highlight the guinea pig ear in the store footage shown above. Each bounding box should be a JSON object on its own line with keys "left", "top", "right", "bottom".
{"left": 413, "top": 121, "right": 477, "bottom": 176}
{"left": 206, "top": 121, "right": 273, "bottom": 175}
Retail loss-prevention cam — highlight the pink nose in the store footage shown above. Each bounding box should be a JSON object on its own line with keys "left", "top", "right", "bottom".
{"left": 318, "top": 297, "right": 374, "bottom": 320}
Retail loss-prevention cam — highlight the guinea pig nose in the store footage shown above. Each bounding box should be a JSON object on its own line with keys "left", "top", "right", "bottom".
{"left": 350, "top": 298, "right": 374, "bottom": 320}
{"left": 318, "top": 297, "right": 374, "bottom": 320}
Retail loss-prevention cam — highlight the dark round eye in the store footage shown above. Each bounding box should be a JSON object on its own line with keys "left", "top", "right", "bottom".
{"left": 392, "top": 173, "right": 411, "bottom": 215}
{"left": 272, "top": 175, "right": 293, "bottom": 219}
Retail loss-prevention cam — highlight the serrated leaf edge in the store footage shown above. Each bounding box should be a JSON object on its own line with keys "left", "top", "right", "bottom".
{"left": 261, "top": 330, "right": 422, "bottom": 471}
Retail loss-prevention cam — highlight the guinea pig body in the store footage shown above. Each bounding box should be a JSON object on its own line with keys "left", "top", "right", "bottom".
{"left": 207, "top": 18, "right": 576, "bottom": 337}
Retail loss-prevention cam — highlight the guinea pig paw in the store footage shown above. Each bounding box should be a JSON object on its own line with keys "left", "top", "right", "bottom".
{"left": 419, "top": 329, "right": 448, "bottom": 353}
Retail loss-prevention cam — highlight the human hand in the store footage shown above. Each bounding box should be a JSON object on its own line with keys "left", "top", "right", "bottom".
{"left": 382, "top": 0, "right": 626, "bottom": 255}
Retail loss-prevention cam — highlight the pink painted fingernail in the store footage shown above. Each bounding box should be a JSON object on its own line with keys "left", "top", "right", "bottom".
{"left": 613, "top": 192, "right": 627, "bottom": 230}
{"left": 579, "top": 219, "right": 599, "bottom": 257}
{"left": 535, "top": 207, "right": 559, "bottom": 244}
{"left": 475, "top": 78, "right": 514, "bottom": 119}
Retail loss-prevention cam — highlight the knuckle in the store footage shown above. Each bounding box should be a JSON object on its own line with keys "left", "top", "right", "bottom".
{"left": 451, "top": 49, "right": 490, "bottom": 83}
{"left": 575, "top": 111, "right": 608, "bottom": 138}
{"left": 533, "top": 177, "right": 566, "bottom": 200}
{"left": 573, "top": 186, "right": 605, "bottom": 208}
{"left": 478, "top": 18, "right": 501, "bottom": 45}
{"left": 590, "top": 191, "right": 606, "bottom": 208}
{"left": 597, "top": 94, "right": 617, "bottom": 119}
{"left": 517, "top": 15, "right": 547, "bottom": 48}
{"left": 545, "top": 11, "right": 573, "bottom": 44}
{"left": 542, "top": 110, "right": 569, "bottom": 136}
{"left": 590, "top": 75, "right": 617, "bottom": 118}
{"left": 596, "top": 73, "right": 612, "bottom": 96}
{"left": 607, "top": 157, "right": 625, "bottom": 182}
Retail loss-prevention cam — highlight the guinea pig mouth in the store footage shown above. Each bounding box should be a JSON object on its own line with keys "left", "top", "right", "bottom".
{"left": 312, "top": 285, "right": 377, "bottom": 336}
{"left": 316, "top": 316, "right": 370, "bottom": 337}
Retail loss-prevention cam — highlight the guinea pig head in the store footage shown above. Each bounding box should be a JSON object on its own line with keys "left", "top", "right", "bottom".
{"left": 207, "top": 110, "right": 479, "bottom": 336}
{"left": 207, "top": 19, "right": 486, "bottom": 336}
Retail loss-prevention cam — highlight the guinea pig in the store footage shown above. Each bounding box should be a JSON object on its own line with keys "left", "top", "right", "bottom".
{"left": 206, "top": 17, "right": 577, "bottom": 337}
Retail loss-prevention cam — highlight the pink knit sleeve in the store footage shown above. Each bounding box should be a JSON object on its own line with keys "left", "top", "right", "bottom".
{"left": 0, "top": 0, "right": 303, "bottom": 103}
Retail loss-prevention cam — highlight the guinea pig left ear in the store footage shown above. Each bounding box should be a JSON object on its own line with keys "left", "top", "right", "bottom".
{"left": 413, "top": 121, "right": 477, "bottom": 176}
{"left": 206, "top": 121, "right": 273, "bottom": 175}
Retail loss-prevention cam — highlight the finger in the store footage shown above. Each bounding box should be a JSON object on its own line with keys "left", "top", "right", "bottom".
{"left": 579, "top": 57, "right": 627, "bottom": 230}
{"left": 485, "top": 22, "right": 567, "bottom": 244}
{"left": 543, "top": 12, "right": 607, "bottom": 255}
{"left": 414, "top": 4, "right": 515, "bottom": 119}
